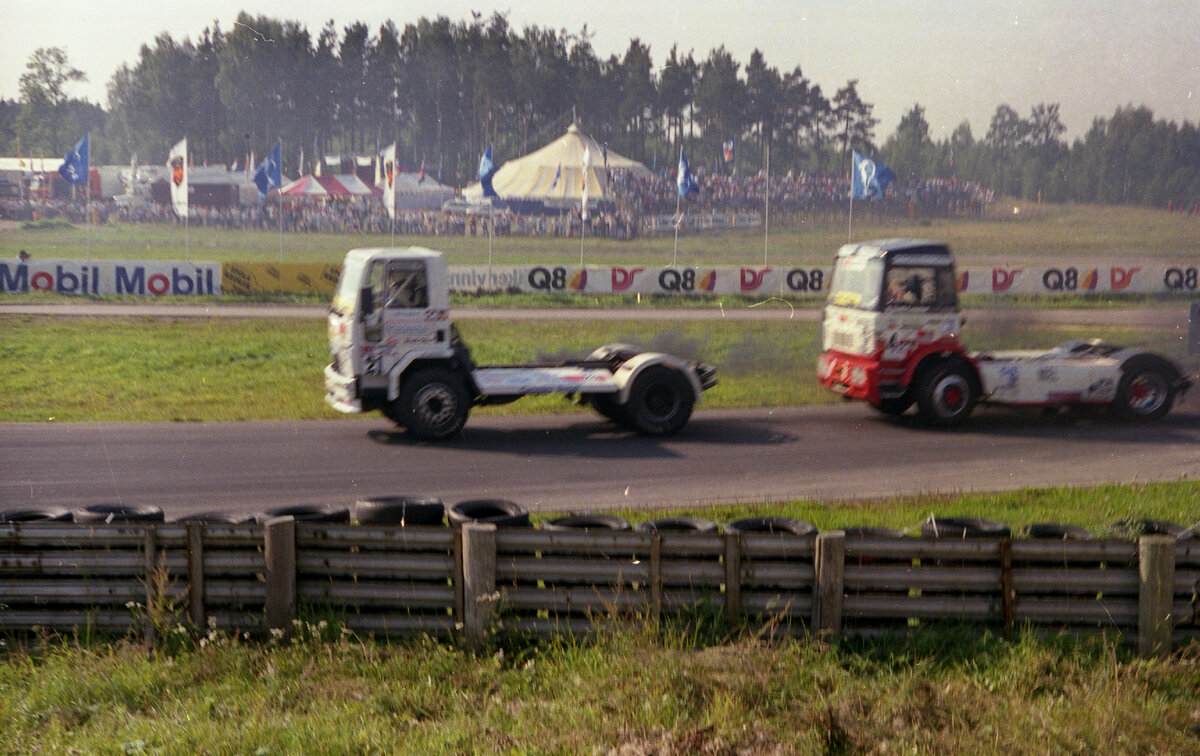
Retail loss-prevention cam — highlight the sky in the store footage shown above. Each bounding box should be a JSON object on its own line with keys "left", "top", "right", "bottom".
{"left": 2, "top": 0, "right": 1199, "bottom": 142}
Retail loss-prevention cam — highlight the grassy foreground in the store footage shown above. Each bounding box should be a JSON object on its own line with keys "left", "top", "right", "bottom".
{"left": 3, "top": 313, "right": 1192, "bottom": 423}
{"left": 2, "top": 620, "right": 1197, "bottom": 755}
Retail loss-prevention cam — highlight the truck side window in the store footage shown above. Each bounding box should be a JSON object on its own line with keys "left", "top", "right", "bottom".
{"left": 384, "top": 262, "right": 428, "bottom": 309}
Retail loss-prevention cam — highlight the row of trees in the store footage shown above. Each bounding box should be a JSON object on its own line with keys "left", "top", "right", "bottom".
{"left": 3, "top": 11, "right": 1199, "bottom": 208}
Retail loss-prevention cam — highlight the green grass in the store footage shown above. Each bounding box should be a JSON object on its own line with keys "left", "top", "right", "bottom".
{"left": 5, "top": 201, "right": 1199, "bottom": 266}
{"left": 1, "top": 625, "right": 1197, "bottom": 754}
{"left": 5, "top": 314, "right": 1193, "bottom": 423}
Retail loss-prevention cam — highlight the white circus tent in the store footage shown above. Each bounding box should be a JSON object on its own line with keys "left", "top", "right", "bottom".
{"left": 462, "top": 123, "right": 651, "bottom": 206}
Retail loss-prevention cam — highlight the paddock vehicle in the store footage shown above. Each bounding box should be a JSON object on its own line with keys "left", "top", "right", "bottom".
{"left": 324, "top": 248, "right": 717, "bottom": 439}
{"left": 817, "top": 239, "right": 1191, "bottom": 426}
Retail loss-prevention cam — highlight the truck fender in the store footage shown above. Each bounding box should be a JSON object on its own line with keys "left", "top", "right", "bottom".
{"left": 386, "top": 349, "right": 462, "bottom": 401}
{"left": 610, "top": 352, "right": 704, "bottom": 405}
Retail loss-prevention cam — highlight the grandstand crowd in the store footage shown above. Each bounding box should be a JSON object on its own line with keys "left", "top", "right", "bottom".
{"left": 1, "top": 170, "right": 994, "bottom": 238}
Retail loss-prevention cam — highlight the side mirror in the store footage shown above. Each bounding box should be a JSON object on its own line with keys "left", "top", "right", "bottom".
{"left": 359, "top": 287, "right": 375, "bottom": 317}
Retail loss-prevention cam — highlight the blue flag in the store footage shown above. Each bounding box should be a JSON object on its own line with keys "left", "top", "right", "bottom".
{"left": 253, "top": 140, "right": 282, "bottom": 198}
{"left": 851, "top": 151, "right": 895, "bottom": 199}
{"left": 59, "top": 135, "right": 89, "bottom": 186}
{"left": 677, "top": 147, "right": 699, "bottom": 198}
{"left": 478, "top": 146, "right": 498, "bottom": 198}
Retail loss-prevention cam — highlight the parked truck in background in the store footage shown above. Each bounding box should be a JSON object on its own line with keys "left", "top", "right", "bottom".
{"left": 817, "top": 239, "right": 1191, "bottom": 425}
{"left": 324, "top": 247, "right": 717, "bottom": 439}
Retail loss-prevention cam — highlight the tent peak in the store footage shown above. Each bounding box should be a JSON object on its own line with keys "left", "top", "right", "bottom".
{"left": 567, "top": 123, "right": 580, "bottom": 134}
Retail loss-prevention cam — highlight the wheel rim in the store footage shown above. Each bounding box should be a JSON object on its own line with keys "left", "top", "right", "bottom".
{"left": 1126, "top": 372, "right": 1167, "bottom": 415}
{"left": 934, "top": 374, "right": 970, "bottom": 416}
{"left": 414, "top": 384, "right": 457, "bottom": 428}
{"left": 643, "top": 381, "right": 682, "bottom": 422}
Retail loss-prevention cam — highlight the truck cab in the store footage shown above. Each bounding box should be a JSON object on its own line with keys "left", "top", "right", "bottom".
{"left": 818, "top": 239, "right": 1189, "bottom": 425}
{"left": 325, "top": 247, "right": 717, "bottom": 439}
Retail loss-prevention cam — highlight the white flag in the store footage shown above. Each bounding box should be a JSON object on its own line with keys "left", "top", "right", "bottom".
{"left": 581, "top": 146, "right": 590, "bottom": 220}
{"left": 381, "top": 143, "right": 397, "bottom": 220}
{"left": 167, "top": 138, "right": 188, "bottom": 218}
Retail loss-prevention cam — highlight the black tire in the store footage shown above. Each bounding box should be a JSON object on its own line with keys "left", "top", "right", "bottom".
{"left": 915, "top": 359, "right": 978, "bottom": 426}
{"left": 725, "top": 517, "right": 817, "bottom": 536}
{"left": 354, "top": 496, "right": 445, "bottom": 526}
{"left": 921, "top": 516, "right": 1010, "bottom": 539}
{"left": 589, "top": 394, "right": 627, "bottom": 424}
{"left": 623, "top": 366, "right": 694, "bottom": 436}
{"left": 174, "top": 511, "right": 256, "bottom": 524}
{"left": 635, "top": 516, "right": 720, "bottom": 533}
{"left": 447, "top": 499, "right": 530, "bottom": 528}
{"left": 254, "top": 504, "right": 350, "bottom": 523}
{"left": 543, "top": 514, "right": 632, "bottom": 531}
{"left": 0, "top": 506, "right": 73, "bottom": 522}
{"left": 1025, "top": 522, "right": 1092, "bottom": 540}
{"left": 1111, "top": 356, "right": 1176, "bottom": 422}
{"left": 74, "top": 503, "right": 165, "bottom": 523}
{"left": 874, "top": 395, "right": 913, "bottom": 416}
{"left": 1111, "top": 518, "right": 1187, "bottom": 539}
{"left": 396, "top": 368, "right": 470, "bottom": 440}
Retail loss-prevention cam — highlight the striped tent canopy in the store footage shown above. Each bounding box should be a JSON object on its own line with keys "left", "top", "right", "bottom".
{"left": 280, "top": 174, "right": 380, "bottom": 197}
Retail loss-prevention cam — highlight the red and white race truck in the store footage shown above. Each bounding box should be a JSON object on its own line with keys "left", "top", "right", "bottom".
{"left": 817, "top": 239, "right": 1191, "bottom": 425}
{"left": 324, "top": 247, "right": 717, "bottom": 439}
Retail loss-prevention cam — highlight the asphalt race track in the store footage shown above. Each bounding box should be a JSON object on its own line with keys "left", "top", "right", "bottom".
{"left": 4, "top": 404, "right": 1198, "bottom": 519}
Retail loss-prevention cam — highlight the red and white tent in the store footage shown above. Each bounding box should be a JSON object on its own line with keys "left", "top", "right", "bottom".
{"left": 280, "top": 174, "right": 380, "bottom": 197}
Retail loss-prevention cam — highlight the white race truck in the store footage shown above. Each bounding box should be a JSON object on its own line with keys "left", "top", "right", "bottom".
{"left": 818, "top": 239, "right": 1191, "bottom": 425}
{"left": 324, "top": 248, "right": 717, "bottom": 439}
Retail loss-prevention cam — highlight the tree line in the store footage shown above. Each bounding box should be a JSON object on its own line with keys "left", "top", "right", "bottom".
{"left": 2, "top": 10, "right": 1198, "bottom": 208}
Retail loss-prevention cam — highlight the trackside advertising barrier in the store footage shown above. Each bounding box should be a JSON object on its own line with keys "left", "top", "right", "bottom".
{"left": 0, "top": 260, "right": 221, "bottom": 296}
{"left": 3, "top": 260, "right": 1199, "bottom": 297}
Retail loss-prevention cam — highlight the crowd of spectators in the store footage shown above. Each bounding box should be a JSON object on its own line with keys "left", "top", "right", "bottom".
{"left": 1, "top": 168, "right": 994, "bottom": 238}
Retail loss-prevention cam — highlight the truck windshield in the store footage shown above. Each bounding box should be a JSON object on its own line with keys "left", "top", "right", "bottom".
{"left": 333, "top": 256, "right": 367, "bottom": 313}
{"left": 827, "top": 256, "right": 883, "bottom": 311}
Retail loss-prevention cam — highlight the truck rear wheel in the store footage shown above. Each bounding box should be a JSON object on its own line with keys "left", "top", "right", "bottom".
{"left": 915, "top": 360, "right": 977, "bottom": 426}
{"left": 1112, "top": 357, "right": 1175, "bottom": 422}
{"left": 396, "top": 368, "right": 470, "bottom": 440}
{"left": 623, "top": 366, "right": 694, "bottom": 436}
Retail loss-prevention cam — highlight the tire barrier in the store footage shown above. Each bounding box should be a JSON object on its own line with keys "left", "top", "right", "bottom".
{"left": 921, "top": 516, "right": 1012, "bottom": 539}
{"left": 1, "top": 507, "right": 1195, "bottom": 654}
{"left": 635, "top": 516, "right": 721, "bottom": 533}
{"left": 543, "top": 514, "right": 632, "bottom": 532}
{"left": 0, "top": 506, "right": 74, "bottom": 522}
{"left": 173, "top": 511, "right": 256, "bottom": 524}
{"left": 446, "top": 499, "right": 530, "bottom": 528}
{"left": 253, "top": 504, "right": 350, "bottom": 523}
{"left": 725, "top": 517, "right": 816, "bottom": 536}
{"left": 73, "top": 503, "right": 165, "bottom": 523}
{"left": 353, "top": 496, "right": 445, "bottom": 526}
{"left": 1025, "top": 522, "right": 1093, "bottom": 540}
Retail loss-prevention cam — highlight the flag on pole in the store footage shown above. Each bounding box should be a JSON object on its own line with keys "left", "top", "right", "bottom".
{"left": 381, "top": 143, "right": 397, "bottom": 219}
{"left": 478, "top": 146, "right": 498, "bottom": 199}
{"left": 253, "top": 140, "right": 282, "bottom": 198}
{"left": 677, "top": 147, "right": 699, "bottom": 198}
{"left": 58, "top": 135, "right": 89, "bottom": 185}
{"left": 167, "top": 138, "right": 188, "bottom": 218}
{"left": 851, "top": 151, "right": 895, "bottom": 199}
{"left": 722, "top": 139, "right": 735, "bottom": 164}
{"left": 581, "top": 146, "right": 591, "bottom": 220}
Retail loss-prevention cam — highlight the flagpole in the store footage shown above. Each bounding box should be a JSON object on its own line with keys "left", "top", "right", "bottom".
{"left": 763, "top": 142, "right": 770, "bottom": 267}
{"left": 85, "top": 133, "right": 91, "bottom": 261}
{"left": 673, "top": 191, "right": 680, "bottom": 268}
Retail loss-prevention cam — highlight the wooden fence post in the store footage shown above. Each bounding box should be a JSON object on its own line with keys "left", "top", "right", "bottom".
{"left": 724, "top": 532, "right": 742, "bottom": 622}
{"left": 459, "top": 522, "right": 497, "bottom": 649}
{"left": 1138, "top": 534, "right": 1176, "bottom": 658}
{"left": 264, "top": 516, "right": 297, "bottom": 634}
{"left": 186, "top": 522, "right": 206, "bottom": 629}
{"left": 813, "top": 530, "right": 845, "bottom": 642}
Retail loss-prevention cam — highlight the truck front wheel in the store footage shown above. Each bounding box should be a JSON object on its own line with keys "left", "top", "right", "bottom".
{"left": 623, "top": 366, "right": 694, "bottom": 436}
{"left": 396, "top": 368, "right": 470, "bottom": 440}
{"left": 915, "top": 361, "right": 978, "bottom": 427}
